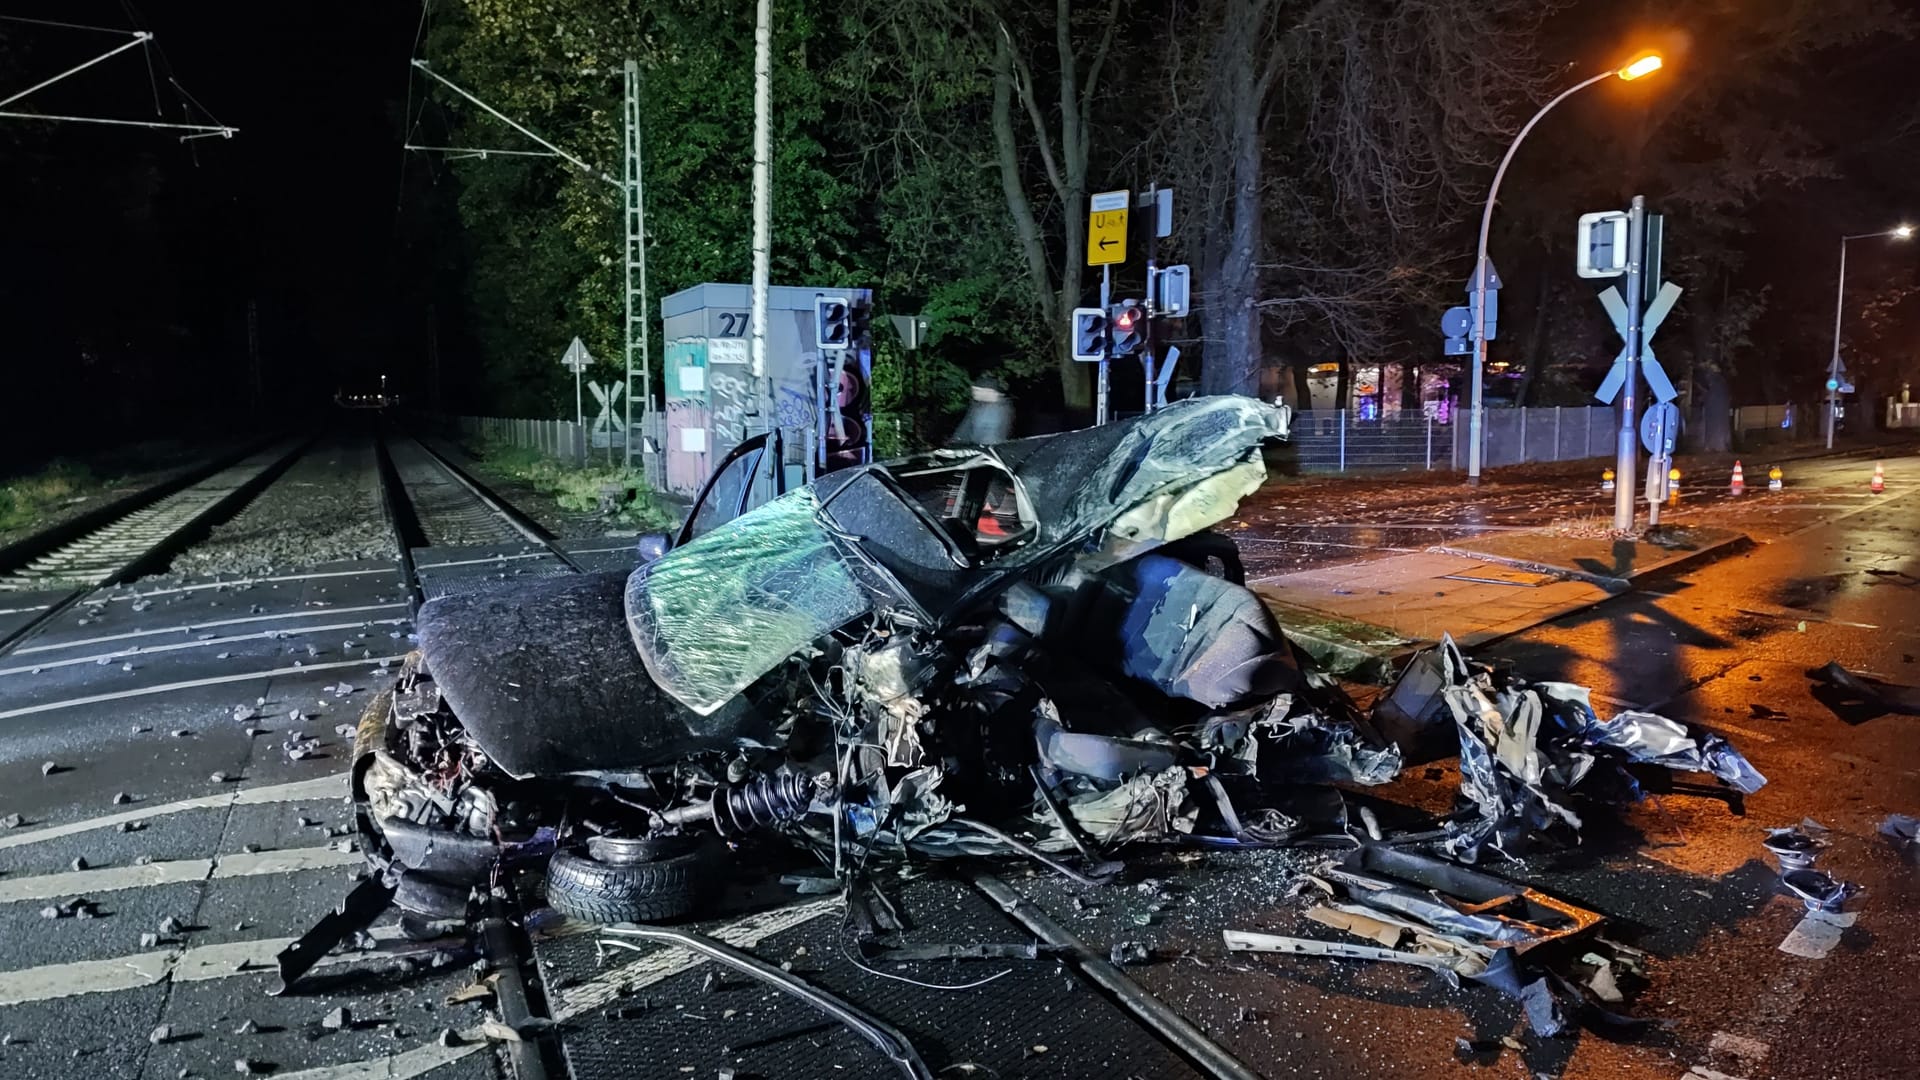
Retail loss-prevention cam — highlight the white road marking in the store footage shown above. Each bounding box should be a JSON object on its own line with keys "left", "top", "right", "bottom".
{"left": 0, "top": 655, "right": 405, "bottom": 719}
{"left": 0, "top": 618, "right": 408, "bottom": 676}
{"left": 412, "top": 551, "right": 550, "bottom": 570}
{"left": 556, "top": 897, "right": 843, "bottom": 1019}
{"left": 286, "top": 899, "right": 847, "bottom": 1080}
{"left": 14, "top": 602, "right": 409, "bottom": 654}
{"left": 0, "top": 845, "right": 359, "bottom": 903}
{"left": 0, "top": 603, "right": 53, "bottom": 615}
{"left": 0, "top": 948, "right": 174, "bottom": 1005}
{"left": 104, "top": 566, "right": 403, "bottom": 601}
{"left": 266, "top": 1030, "right": 487, "bottom": 1080}
{"left": 0, "top": 927, "right": 415, "bottom": 1007}
{"left": 0, "top": 773, "right": 347, "bottom": 851}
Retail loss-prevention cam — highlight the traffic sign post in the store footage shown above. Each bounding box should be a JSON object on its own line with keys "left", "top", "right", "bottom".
{"left": 1641, "top": 401, "right": 1678, "bottom": 526}
{"left": 1088, "top": 190, "right": 1129, "bottom": 424}
{"left": 561, "top": 337, "right": 594, "bottom": 466}
{"left": 1087, "top": 190, "right": 1129, "bottom": 266}
{"left": 1612, "top": 196, "right": 1649, "bottom": 532}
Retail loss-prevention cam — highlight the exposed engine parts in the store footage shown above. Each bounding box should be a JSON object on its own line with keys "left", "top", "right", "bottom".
{"left": 660, "top": 769, "right": 829, "bottom": 837}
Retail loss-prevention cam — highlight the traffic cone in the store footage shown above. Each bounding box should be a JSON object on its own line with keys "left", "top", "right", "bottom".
{"left": 1768, "top": 465, "right": 1783, "bottom": 491}
{"left": 1872, "top": 462, "right": 1886, "bottom": 494}
{"left": 1601, "top": 468, "right": 1616, "bottom": 492}
{"left": 1730, "top": 460, "right": 1746, "bottom": 496}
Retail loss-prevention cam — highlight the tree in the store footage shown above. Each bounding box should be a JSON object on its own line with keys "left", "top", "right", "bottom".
{"left": 1148, "top": 0, "right": 1553, "bottom": 399}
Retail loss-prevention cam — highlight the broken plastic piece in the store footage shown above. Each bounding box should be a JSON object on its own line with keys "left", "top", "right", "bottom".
{"left": 1780, "top": 868, "right": 1848, "bottom": 912}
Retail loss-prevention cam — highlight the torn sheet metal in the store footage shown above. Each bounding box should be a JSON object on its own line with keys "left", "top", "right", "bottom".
{"left": 1418, "top": 635, "right": 1767, "bottom": 860}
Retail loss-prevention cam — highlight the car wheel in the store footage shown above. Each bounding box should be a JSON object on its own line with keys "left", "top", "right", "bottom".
{"left": 544, "top": 841, "right": 714, "bottom": 925}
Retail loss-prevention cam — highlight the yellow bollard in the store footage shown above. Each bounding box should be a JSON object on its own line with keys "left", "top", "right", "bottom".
{"left": 1768, "top": 465, "right": 1783, "bottom": 491}
{"left": 1601, "top": 468, "right": 1616, "bottom": 493}
{"left": 1668, "top": 466, "right": 1682, "bottom": 507}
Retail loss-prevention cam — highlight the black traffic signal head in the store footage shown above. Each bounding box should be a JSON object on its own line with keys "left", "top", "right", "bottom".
{"left": 1110, "top": 299, "right": 1146, "bottom": 357}
{"left": 815, "top": 295, "right": 852, "bottom": 350}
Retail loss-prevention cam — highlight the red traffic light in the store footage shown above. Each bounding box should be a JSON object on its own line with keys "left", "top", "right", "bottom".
{"left": 1114, "top": 307, "right": 1137, "bottom": 330}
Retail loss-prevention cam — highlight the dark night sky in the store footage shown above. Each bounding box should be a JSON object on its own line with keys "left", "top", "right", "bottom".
{"left": 4, "top": 2, "right": 1919, "bottom": 465}
{"left": 1, "top": 2, "right": 425, "bottom": 462}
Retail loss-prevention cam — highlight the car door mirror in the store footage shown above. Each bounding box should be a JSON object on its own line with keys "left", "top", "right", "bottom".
{"left": 635, "top": 532, "right": 672, "bottom": 563}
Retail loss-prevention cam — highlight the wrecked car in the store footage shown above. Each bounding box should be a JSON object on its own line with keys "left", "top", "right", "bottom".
{"left": 322, "top": 397, "right": 1339, "bottom": 951}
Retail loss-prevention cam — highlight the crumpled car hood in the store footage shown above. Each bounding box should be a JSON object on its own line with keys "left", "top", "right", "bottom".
{"left": 628, "top": 395, "right": 1290, "bottom": 716}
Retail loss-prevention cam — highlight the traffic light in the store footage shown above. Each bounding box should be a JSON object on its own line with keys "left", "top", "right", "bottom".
{"left": 1071, "top": 307, "right": 1108, "bottom": 363}
{"left": 1110, "top": 299, "right": 1146, "bottom": 357}
{"left": 815, "top": 295, "right": 851, "bottom": 350}
{"left": 824, "top": 355, "right": 870, "bottom": 471}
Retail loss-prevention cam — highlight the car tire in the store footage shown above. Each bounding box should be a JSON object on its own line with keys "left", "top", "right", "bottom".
{"left": 544, "top": 844, "right": 713, "bottom": 925}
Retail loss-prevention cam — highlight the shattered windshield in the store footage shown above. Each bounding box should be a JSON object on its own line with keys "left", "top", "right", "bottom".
{"left": 627, "top": 488, "right": 872, "bottom": 715}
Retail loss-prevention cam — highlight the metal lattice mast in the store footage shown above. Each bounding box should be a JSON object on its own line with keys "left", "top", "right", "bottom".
{"left": 623, "top": 59, "right": 652, "bottom": 474}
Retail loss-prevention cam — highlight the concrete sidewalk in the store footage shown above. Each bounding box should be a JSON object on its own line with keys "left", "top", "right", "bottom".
{"left": 1256, "top": 525, "right": 1751, "bottom": 679}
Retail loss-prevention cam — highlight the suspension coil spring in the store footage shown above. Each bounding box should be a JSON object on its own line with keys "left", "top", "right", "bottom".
{"left": 707, "top": 770, "right": 820, "bottom": 838}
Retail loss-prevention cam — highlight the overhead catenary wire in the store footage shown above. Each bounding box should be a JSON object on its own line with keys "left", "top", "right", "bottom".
{"left": 0, "top": 14, "right": 138, "bottom": 35}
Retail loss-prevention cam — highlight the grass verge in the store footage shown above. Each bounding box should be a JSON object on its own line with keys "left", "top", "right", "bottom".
{"left": 0, "top": 460, "right": 100, "bottom": 533}
{"left": 467, "top": 440, "right": 679, "bottom": 532}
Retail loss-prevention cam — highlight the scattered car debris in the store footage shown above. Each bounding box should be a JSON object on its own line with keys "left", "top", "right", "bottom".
{"left": 1763, "top": 823, "right": 1828, "bottom": 870}
{"left": 1808, "top": 661, "right": 1920, "bottom": 715}
{"left": 111, "top": 792, "right": 132, "bottom": 805}
{"left": 40, "top": 761, "right": 59, "bottom": 776}
{"left": 321, "top": 1006, "right": 350, "bottom": 1031}
{"left": 1780, "top": 868, "right": 1848, "bottom": 912}
{"left": 1388, "top": 637, "right": 1765, "bottom": 861}
{"left": 148, "top": 1025, "right": 173, "bottom": 1046}
{"left": 1879, "top": 813, "right": 1919, "bottom": 863}
{"left": 1, "top": 813, "right": 24, "bottom": 829}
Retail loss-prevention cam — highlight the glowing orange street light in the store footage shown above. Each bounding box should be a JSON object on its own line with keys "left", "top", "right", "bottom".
{"left": 1618, "top": 54, "right": 1664, "bottom": 81}
{"left": 1465, "top": 49, "right": 1669, "bottom": 485}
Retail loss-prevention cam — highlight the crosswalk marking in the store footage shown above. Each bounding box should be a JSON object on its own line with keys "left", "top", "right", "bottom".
{"left": 0, "top": 844, "right": 360, "bottom": 903}
{"left": 0, "top": 654, "right": 405, "bottom": 719}
{"left": 14, "top": 602, "right": 409, "bottom": 655}
{"left": 0, "top": 618, "right": 408, "bottom": 676}
{"left": 0, "top": 773, "right": 347, "bottom": 851}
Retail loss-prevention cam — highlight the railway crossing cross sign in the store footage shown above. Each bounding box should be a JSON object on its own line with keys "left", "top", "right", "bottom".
{"left": 589, "top": 380, "right": 626, "bottom": 446}
{"left": 1594, "top": 281, "right": 1682, "bottom": 405}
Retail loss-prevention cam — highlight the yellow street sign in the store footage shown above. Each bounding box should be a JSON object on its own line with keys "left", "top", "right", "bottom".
{"left": 1087, "top": 189, "right": 1129, "bottom": 266}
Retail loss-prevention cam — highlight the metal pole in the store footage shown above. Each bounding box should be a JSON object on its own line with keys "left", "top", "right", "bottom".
{"left": 574, "top": 366, "right": 584, "bottom": 467}
{"left": 1338, "top": 409, "right": 1347, "bottom": 471}
{"left": 1144, "top": 184, "right": 1158, "bottom": 413}
{"left": 1827, "top": 237, "right": 1848, "bottom": 449}
{"left": 749, "top": 0, "right": 773, "bottom": 452}
{"left": 1614, "top": 195, "right": 1648, "bottom": 532}
{"left": 1096, "top": 264, "right": 1112, "bottom": 424}
{"left": 1469, "top": 70, "right": 1614, "bottom": 485}
{"left": 624, "top": 59, "right": 653, "bottom": 473}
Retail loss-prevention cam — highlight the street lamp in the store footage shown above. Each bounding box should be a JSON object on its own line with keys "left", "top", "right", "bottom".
{"left": 1826, "top": 224, "right": 1914, "bottom": 447}
{"left": 1466, "top": 51, "right": 1664, "bottom": 484}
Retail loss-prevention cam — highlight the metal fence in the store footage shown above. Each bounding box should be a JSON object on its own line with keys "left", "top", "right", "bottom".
{"left": 1285, "top": 406, "right": 1620, "bottom": 473}
{"left": 1289, "top": 411, "right": 1450, "bottom": 471}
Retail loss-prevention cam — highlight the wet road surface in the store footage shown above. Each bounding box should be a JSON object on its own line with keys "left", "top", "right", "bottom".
{"left": 1, "top": 441, "right": 1916, "bottom": 1078}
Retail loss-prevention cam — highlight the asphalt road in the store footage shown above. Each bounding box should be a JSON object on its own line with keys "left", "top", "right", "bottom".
{"left": 0, "top": 435, "right": 1914, "bottom": 1079}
